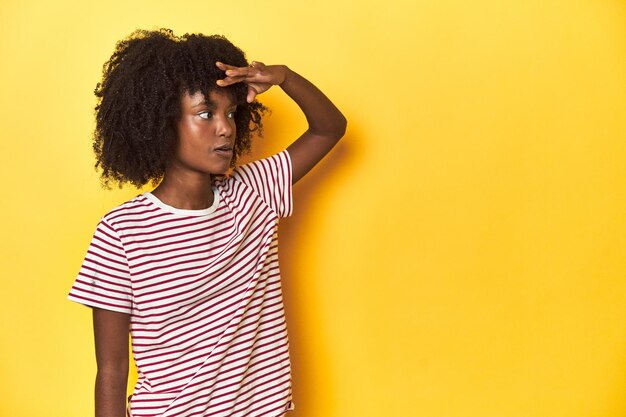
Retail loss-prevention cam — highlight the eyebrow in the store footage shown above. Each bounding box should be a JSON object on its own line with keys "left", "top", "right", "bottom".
{"left": 191, "top": 100, "right": 237, "bottom": 109}
{"left": 192, "top": 100, "right": 214, "bottom": 109}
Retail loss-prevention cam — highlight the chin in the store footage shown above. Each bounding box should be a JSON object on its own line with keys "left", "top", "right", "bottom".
{"left": 207, "top": 161, "right": 232, "bottom": 176}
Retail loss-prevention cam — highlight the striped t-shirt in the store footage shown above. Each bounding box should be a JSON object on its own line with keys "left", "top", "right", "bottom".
{"left": 68, "top": 150, "right": 296, "bottom": 417}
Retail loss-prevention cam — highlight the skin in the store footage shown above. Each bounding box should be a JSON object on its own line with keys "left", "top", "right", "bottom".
{"left": 93, "top": 61, "right": 346, "bottom": 417}
{"left": 151, "top": 88, "right": 238, "bottom": 209}
{"left": 93, "top": 308, "right": 130, "bottom": 417}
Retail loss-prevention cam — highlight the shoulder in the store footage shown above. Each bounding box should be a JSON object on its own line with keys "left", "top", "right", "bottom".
{"left": 98, "top": 193, "right": 158, "bottom": 230}
{"left": 228, "top": 150, "right": 292, "bottom": 185}
{"left": 218, "top": 150, "right": 293, "bottom": 218}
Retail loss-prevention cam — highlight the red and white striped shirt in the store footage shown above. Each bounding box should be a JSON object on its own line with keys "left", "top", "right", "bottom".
{"left": 68, "top": 150, "right": 296, "bottom": 417}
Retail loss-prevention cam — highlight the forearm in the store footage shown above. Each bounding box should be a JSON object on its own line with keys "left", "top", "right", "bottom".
{"left": 92, "top": 307, "right": 131, "bottom": 417}
{"left": 95, "top": 369, "right": 128, "bottom": 417}
{"left": 216, "top": 60, "right": 347, "bottom": 183}
{"left": 279, "top": 67, "right": 347, "bottom": 139}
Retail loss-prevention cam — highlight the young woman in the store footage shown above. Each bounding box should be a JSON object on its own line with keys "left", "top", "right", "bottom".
{"left": 67, "top": 28, "right": 346, "bottom": 417}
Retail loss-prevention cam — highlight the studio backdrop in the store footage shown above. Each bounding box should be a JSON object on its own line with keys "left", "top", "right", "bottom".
{"left": 0, "top": 0, "right": 625, "bottom": 416}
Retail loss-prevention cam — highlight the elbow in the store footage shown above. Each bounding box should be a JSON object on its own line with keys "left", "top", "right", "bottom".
{"left": 330, "top": 113, "right": 347, "bottom": 143}
{"left": 337, "top": 114, "right": 347, "bottom": 139}
{"left": 310, "top": 112, "right": 347, "bottom": 143}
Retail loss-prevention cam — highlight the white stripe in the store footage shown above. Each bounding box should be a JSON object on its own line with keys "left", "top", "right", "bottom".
{"left": 68, "top": 151, "right": 295, "bottom": 416}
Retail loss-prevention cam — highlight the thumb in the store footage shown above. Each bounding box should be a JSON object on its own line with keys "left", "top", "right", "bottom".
{"left": 247, "top": 85, "right": 258, "bottom": 103}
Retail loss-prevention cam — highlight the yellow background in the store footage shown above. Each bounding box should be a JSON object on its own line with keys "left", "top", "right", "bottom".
{"left": 1, "top": 0, "right": 625, "bottom": 416}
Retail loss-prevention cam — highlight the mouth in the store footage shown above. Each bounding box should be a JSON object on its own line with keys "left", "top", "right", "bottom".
{"left": 213, "top": 144, "right": 233, "bottom": 158}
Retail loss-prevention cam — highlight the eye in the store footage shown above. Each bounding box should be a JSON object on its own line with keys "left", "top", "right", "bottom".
{"left": 228, "top": 111, "right": 237, "bottom": 119}
{"left": 198, "top": 111, "right": 213, "bottom": 119}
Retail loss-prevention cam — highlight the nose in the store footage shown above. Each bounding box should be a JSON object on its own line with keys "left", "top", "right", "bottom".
{"left": 215, "top": 114, "right": 234, "bottom": 138}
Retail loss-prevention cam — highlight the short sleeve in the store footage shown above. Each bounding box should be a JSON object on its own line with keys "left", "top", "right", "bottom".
{"left": 230, "top": 149, "right": 293, "bottom": 218}
{"left": 67, "top": 219, "right": 133, "bottom": 314}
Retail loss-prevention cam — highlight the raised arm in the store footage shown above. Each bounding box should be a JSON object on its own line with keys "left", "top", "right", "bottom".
{"left": 216, "top": 61, "right": 347, "bottom": 184}
{"left": 93, "top": 308, "right": 130, "bottom": 417}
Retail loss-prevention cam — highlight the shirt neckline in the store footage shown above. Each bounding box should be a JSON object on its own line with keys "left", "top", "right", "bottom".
{"left": 142, "top": 188, "right": 220, "bottom": 216}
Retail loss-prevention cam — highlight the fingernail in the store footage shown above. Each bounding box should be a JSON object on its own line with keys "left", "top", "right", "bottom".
{"left": 216, "top": 80, "right": 224, "bottom": 85}
{"left": 226, "top": 70, "right": 234, "bottom": 75}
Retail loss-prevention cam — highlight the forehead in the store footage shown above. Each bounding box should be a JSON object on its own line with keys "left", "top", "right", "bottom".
{"left": 180, "top": 89, "right": 236, "bottom": 109}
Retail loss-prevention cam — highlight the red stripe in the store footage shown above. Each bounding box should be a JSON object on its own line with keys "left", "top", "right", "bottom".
{"left": 67, "top": 293, "right": 131, "bottom": 312}
{"left": 126, "top": 218, "right": 235, "bottom": 263}
{"left": 142, "top": 323, "right": 287, "bottom": 377}
{"left": 132, "top": 293, "right": 284, "bottom": 351}
{"left": 147, "top": 327, "right": 288, "bottom": 389}
{"left": 74, "top": 275, "right": 132, "bottom": 293}
{"left": 132, "top": 223, "right": 276, "bottom": 296}
{"left": 122, "top": 210, "right": 237, "bottom": 251}
{"left": 130, "top": 269, "right": 282, "bottom": 326}
{"left": 134, "top": 305, "right": 286, "bottom": 364}
{"left": 69, "top": 151, "right": 294, "bottom": 417}
{"left": 130, "top": 214, "right": 275, "bottom": 285}
{"left": 79, "top": 265, "right": 130, "bottom": 283}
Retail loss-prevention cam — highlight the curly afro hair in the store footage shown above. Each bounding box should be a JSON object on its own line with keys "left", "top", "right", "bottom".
{"left": 93, "top": 28, "right": 268, "bottom": 188}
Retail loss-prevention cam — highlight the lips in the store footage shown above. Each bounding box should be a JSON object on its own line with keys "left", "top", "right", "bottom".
{"left": 213, "top": 144, "right": 233, "bottom": 158}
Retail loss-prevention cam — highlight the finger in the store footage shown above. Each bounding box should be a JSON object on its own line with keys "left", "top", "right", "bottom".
{"left": 246, "top": 85, "right": 259, "bottom": 103}
{"left": 215, "top": 61, "right": 238, "bottom": 71}
{"left": 217, "top": 61, "right": 258, "bottom": 77}
{"left": 224, "top": 67, "right": 254, "bottom": 78}
{"left": 250, "top": 61, "right": 265, "bottom": 69}
{"left": 217, "top": 68, "right": 263, "bottom": 87}
{"left": 216, "top": 75, "right": 247, "bottom": 87}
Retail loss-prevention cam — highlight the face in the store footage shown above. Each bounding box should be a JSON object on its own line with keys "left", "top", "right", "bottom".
{"left": 170, "top": 89, "right": 237, "bottom": 177}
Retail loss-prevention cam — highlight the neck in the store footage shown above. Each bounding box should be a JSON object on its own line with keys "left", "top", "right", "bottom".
{"left": 151, "top": 168, "right": 215, "bottom": 210}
